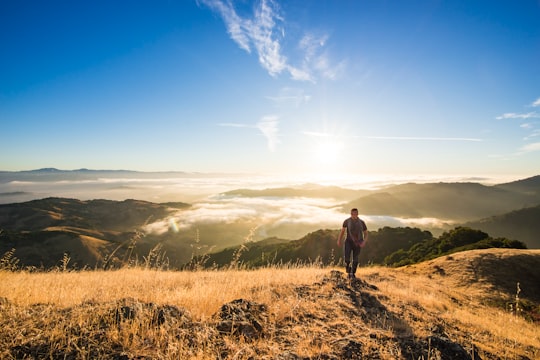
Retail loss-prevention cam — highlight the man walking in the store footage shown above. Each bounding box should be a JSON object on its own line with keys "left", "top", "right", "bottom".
{"left": 337, "top": 208, "right": 368, "bottom": 280}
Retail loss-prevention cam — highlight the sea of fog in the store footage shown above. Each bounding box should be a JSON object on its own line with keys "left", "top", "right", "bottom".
{"left": 0, "top": 172, "right": 518, "bottom": 239}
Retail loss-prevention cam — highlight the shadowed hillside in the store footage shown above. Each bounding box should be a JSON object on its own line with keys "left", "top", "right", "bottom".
{"left": 494, "top": 175, "right": 540, "bottom": 195}
{"left": 196, "top": 227, "right": 526, "bottom": 269}
{"left": 0, "top": 198, "right": 190, "bottom": 269}
{"left": 1, "top": 249, "right": 538, "bottom": 359}
{"left": 346, "top": 182, "right": 540, "bottom": 221}
{"left": 465, "top": 204, "right": 540, "bottom": 248}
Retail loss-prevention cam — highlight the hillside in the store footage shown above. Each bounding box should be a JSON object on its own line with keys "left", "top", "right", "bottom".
{"left": 197, "top": 227, "right": 526, "bottom": 269}
{"left": 346, "top": 181, "right": 540, "bottom": 221}
{"left": 223, "top": 184, "right": 369, "bottom": 201}
{"left": 0, "top": 198, "right": 191, "bottom": 269}
{"left": 465, "top": 204, "right": 540, "bottom": 248}
{"left": 494, "top": 175, "right": 540, "bottom": 195}
{"left": 1, "top": 249, "right": 539, "bottom": 359}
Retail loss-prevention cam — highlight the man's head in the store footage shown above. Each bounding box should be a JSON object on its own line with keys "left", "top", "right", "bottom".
{"left": 350, "top": 208, "right": 359, "bottom": 218}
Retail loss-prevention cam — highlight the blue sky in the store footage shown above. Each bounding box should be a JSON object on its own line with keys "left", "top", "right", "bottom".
{"left": 1, "top": 0, "right": 539, "bottom": 180}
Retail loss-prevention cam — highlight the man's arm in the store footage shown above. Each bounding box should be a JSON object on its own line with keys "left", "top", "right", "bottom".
{"left": 361, "top": 220, "right": 368, "bottom": 242}
{"left": 337, "top": 227, "right": 346, "bottom": 246}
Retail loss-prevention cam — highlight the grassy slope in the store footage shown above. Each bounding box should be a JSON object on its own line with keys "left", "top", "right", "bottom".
{"left": 1, "top": 249, "right": 539, "bottom": 359}
{"left": 465, "top": 204, "right": 540, "bottom": 248}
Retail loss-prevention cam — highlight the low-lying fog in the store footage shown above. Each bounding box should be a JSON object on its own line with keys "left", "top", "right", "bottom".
{"left": 1, "top": 172, "right": 500, "bottom": 239}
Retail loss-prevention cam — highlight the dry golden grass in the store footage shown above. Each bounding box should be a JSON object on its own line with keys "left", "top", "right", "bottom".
{"left": 0, "top": 267, "right": 328, "bottom": 321}
{"left": 1, "top": 249, "right": 539, "bottom": 359}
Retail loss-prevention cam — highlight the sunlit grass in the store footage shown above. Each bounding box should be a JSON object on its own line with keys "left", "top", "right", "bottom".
{"left": 1, "top": 260, "right": 538, "bottom": 359}
{"left": 0, "top": 266, "right": 329, "bottom": 320}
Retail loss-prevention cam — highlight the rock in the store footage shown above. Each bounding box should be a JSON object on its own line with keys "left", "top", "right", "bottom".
{"left": 427, "top": 336, "right": 475, "bottom": 360}
{"left": 341, "top": 340, "right": 363, "bottom": 359}
{"left": 214, "top": 299, "right": 267, "bottom": 340}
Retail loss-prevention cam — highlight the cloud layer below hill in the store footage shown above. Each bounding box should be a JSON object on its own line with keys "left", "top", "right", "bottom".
{"left": 143, "top": 193, "right": 456, "bottom": 240}
{"left": 0, "top": 172, "right": 504, "bottom": 239}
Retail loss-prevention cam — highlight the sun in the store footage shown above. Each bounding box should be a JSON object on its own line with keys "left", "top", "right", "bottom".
{"left": 312, "top": 138, "right": 344, "bottom": 165}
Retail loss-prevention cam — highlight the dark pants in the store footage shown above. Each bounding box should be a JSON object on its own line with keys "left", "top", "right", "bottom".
{"left": 344, "top": 240, "right": 361, "bottom": 274}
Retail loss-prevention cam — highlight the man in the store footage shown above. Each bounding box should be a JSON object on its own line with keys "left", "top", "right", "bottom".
{"left": 337, "top": 208, "right": 368, "bottom": 280}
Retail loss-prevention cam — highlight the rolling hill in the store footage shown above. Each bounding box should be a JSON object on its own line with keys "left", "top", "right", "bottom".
{"left": 195, "top": 226, "right": 526, "bottom": 269}
{"left": 0, "top": 198, "right": 190, "bottom": 269}
{"left": 345, "top": 181, "right": 540, "bottom": 221}
{"left": 222, "top": 184, "right": 369, "bottom": 201}
{"left": 465, "top": 204, "right": 540, "bottom": 248}
{"left": 0, "top": 174, "right": 539, "bottom": 270}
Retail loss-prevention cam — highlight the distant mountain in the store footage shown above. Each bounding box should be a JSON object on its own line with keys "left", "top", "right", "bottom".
{"left": 23, "top": 167, "right": 64, "bottom": 173}
{"left": 223, "top": 185, "right": 368, "bottom": 200}
{"left": 15, "top": 168, "right": 137, "bottom": 173}
{"left": 0, "top": 168, "right": 192, "bottom": 184}
{"left": 494, "top": 175, "right": 540, "bottom": 195}
{"left": 222, "top": 176, "right": 540, "bottom": 222}
{"left": 345, "top": 181, "right": 540, "bottom": 221}
{"left": 465, "top": 204, "right": 540, "bottom": 248}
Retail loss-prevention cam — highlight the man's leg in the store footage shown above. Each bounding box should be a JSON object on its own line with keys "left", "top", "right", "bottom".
{"left": 351, "top": 246, "right": 362, "bottom": 278}
{"left": 344, "top": 241, "right": 352, "bottom": 276}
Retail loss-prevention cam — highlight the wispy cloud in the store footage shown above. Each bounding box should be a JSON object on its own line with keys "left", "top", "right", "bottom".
{"left": 257, "top": 116, "right": 280, "bottom": 151}
{"left": 496, "top": 112, "right": 540, "bottom": 120}
{"left": 198, "top": 0, "right": 342, "bottom": 82}
{"left": 219, "top": 115, "right": 280, "bottom": 152}
{"left": 362, "top": 136, "right": 483, "bottom": 142}
{"left": 302, "top": 131, "right": 482, "bottom": 142}
{"left": 524, "top": 129, "right": 540, "bottom": 140}
{"left": 297, "top": 33, "right": 345, "bottom": 80}
{"left": 218, "top": 123, "right": 253, "bottom": 128}
{"left": 518, "top": 142, "right": 540, "bottom": 153}
{"left": 266, "top": 87, "right": 311, "bottom": 107}
{"left": 497, "top": 100, "right": 540, "bottom": 151}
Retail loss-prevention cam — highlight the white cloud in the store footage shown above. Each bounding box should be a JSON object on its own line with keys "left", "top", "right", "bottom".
{"left": 257, "top": 115, "right": 280, "bottom": 151}
{"left": 302, "top": 132, "right": 482, "bottom": 142}
{"left": 524, "top": 129, "right": 540, "bottom": 140}
{"left": 199, "top": 0, "right": 293, "bottom": 78}
{"left": 219, "top": 116, "right": 280, "bottom": 152}
{"left": 199, "top": 0, "right": 342, "bottom": 82}
{"left": 531, "top": 97, "right": 540, "bottom": 107}
{"left": 197, "top": 0, "right": 251, "bottom": 52}
{"left": 361, "top": 135, "right": 483, "bottom": 142}
{"left": 250, "top": 0, "right": 288, "bottom": 75}
{"left": 266, "top": 87, "right": 311, "bottom": 107}
{"left": 519, "top": 142, "right": 540, "bottom": 153}
{"left": 218, "top": 122, "right": 253, "bottom": 128}
{"left": 288, "top": 66, "right": 313, "bottom": 82}
{"left": 496, "top": 112, "right": 539, "bottom": 120}
{"left": 144, "top": 195, "right": 345, "bottom": 235}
